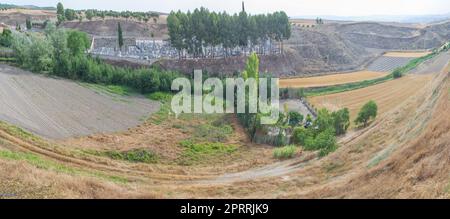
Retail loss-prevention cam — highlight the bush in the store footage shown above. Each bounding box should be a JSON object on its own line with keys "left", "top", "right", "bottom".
{"left": 392, "top": 68, "right": 402, "bottom": 78}
{"left": 288, "top": 111, "right": 304, "bottom": 127}
{"left": 355, "top": 100, "right": 378, "bottom": 127}
{"left": 0, "top": 29, "right": 13, "bottom": 47}
{"left": 304, "top": 128, "right": 336, "bottom": 153}
{"left": 273, "top": 145, "right": 298, "bottom": 159}
{"left": 292, "top": 126, "right": 310, "bottom": 145}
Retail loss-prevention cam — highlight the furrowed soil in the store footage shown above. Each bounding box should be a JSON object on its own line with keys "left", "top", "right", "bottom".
{"left": 0, "top": 64, "right": 159, "bottom": 139}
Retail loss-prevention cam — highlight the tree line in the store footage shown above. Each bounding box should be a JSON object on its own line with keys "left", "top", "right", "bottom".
{"left": 8, "top": 23, "right": 179, "bottom": 94}
{"left": 167, "top": 8, "right": 291, "bottom": 58}
{"left": 56, "top": 2, "right": 160, "bottom": 24}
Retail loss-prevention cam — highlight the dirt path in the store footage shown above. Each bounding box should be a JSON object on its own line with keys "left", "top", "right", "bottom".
{"left": 0, "top": 64, "right": 160, "bottom": 139}
{"left": 199, "top": 49, "right": 449, "bottom": 185}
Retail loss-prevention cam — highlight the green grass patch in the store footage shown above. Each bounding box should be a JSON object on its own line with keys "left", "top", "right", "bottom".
{"left": 193, "top": 120, "right": 233, "bottom": 142}
{"left": 0, "top": 121, "right": 40, "bottom": 142}
{"left": 87, "top": 148, "right": 158, "bottom": 164}
{"left": 147, "top": 91, "right": 173, "bottom": 102}
{"left": 178, "top": 140, "right": 237, "bottom": 165}
{"left": 0, "top": 57, "right": 16, "bottom": 62}
{"left": 0, "top": 149, "right": 128, "bottom": 184}
{"left": 273, "top": 145, "right": 298, "bottom": 159}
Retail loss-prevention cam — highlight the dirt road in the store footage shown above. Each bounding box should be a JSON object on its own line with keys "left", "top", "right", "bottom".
{"left": 0, "top": 64, "right": 159, "bottom": 139}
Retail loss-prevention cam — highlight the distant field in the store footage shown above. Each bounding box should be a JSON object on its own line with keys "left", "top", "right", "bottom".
{"left": 308, "top": 74, "right": 433, "bottom": 120}
{"left": 0, "top": 8, "right": 55, "bottom": 15}
{"left": 279, "top": 71, "right": 388, "bottom": 88}
{"left": 383, "top": 51, "right": 432, "bottom": 58}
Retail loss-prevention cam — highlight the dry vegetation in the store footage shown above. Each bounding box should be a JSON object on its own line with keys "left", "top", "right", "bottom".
{"left": 308, "top": 74, "right": 433, "bottom": 119}
{"left": 383, "top": 51, "right": 432, "bottom": 58}
{"left": 279, "top": 70, "right": 388, "bottom": 88}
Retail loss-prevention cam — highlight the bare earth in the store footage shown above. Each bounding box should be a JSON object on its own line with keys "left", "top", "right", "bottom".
{"left": 383, "top": 51, "right": 432, "bottom": 58}
{"left": 0, "top": 64, "right": 159, "bottom": 139}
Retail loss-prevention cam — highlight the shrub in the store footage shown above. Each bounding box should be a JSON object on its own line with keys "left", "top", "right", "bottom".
{"left": 288, "top": 111, "right": 304, "bottom": 127}
{"left": 292, "top": 126, "right": 310, "bottom": 145}
{"left": 273, "top": 145, "right": 298, "bottom": 159}
{"left": 355, "top": 100, "right": 378, "bottom": 127}
{"left": 392, "top": 68, "right": 402, "bottom": 78}
{"left": 304, "top": 128, "right": 336, "bottom": 152}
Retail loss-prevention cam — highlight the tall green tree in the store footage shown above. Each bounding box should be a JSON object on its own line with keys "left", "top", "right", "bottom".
{"left": 355, "top": 101, "right": 378, "bottom": 127}
{"left": 26, "top": 18, "right": 32, "bottom": 30}
{"left": 67, "top": 30, "right": 90, "bottom": 56}
{"left": 56, "top": 2, "right": 65, "bottom": 25}
{"left": 332, "top": 108, "right": 350, "bottom": 135}
{"left": 117, "top": 22, "right": 123, "bottom": 51}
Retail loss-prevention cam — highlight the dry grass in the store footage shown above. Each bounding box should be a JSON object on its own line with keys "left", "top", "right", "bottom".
{"left": 308, "top": 74, "right": 433, "bottom": 120}
{"left": 383, "top": 51, "right": 432, "bottom": 58}
{"left": 0, "top": 9, "right": 55, "bottom": 16}
{"left": 279, "top": 71, "right": 388, "bottom": 88}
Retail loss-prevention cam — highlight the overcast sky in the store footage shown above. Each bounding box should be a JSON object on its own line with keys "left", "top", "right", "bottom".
{"left": 3, "top": 0, "right": 450, "bottom": 16}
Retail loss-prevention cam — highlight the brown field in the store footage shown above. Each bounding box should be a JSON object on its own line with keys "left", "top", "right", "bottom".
{"left": 308, "top": 74, "right": 433, "bottom": 119}
{"left": 0, "top": 9, "right": 55, "bottom": 16}
{"left": 279, "top": 71, "right": 388, "bottom": 88}
{"left": 383, "top": 51, "right": 431, "bottom": 58}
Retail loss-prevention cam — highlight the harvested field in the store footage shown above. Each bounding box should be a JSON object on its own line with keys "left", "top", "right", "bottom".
{"left": 279, "top": 70, "right": 388, "bottom": 88}
{"left": 383, "top": 51, "right": 432, "bottom": 58}
{"left": 308, "top": 74, "right": 433, "bottom": 120}
{"left": 309, "top": 51, "right": 449, "bottom": 120}
{"left": 0, "top": 64, "right": 159, "bottom": 139}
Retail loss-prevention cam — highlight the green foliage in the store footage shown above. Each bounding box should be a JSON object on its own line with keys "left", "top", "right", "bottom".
{"left": 67, "top": 30, "right": 90, "bottom": 56}
{"left": 304, "top": 128, "right": 337, "bottom": 157}
{"left": 292, "top": 126, "right": 310, "bottom": 145}
{"left": 179, "top": 140, "right": 237, "bottom": 165}
{"left": 11, "top": 33, "right": 52, "bottom": 72}
{"left": 332, "top": 108, "right": 350, "bottom": 135}
{"left": 273, "top": 145, "right": 298, "bottom": 159}
{"left": 103, "top": 149, "right": 158, "bottom": 164}
{"left": 314, "top": 108, "right": 335, "bottom": 134}
{"left": 0, "top": 29, "right": 13, "bottom": 47}
{"left": 193, "top": 123, "right": 234, "bottom": 142}
{"left": 56, "top": 2, "right": 65, "bottom": 25}
{"left": 10, "top": 29, "right": 181, "bottom": 94}
{"left": 392, "top": 68, "right": 403, "bottom": 78}
{"left": 117, "top": 22, "right": 123, "bottom": 50}
{"left": 167, "top": 9, "right": 291, "bottom": 57}
{"left": 148, "top": 92, "right": 173, "bottom": 102}
{"left": 288, "top": 111, "right": 304, "bottom": 127}
{"left": 244, "top": 52, "right": 259, "bottom": 80}
{"left": 65, "top": 8, "right": 77, "bottom": 21}
{"left": 26, "top": 18, "right": 32, "bottom": 30}
{"left": 355, "top": 100, "right": 378, "bottom": 127}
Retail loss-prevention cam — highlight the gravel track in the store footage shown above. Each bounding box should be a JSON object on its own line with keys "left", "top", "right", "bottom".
{"left": 0, "top": 64, "right": 160, "bottom": 139}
